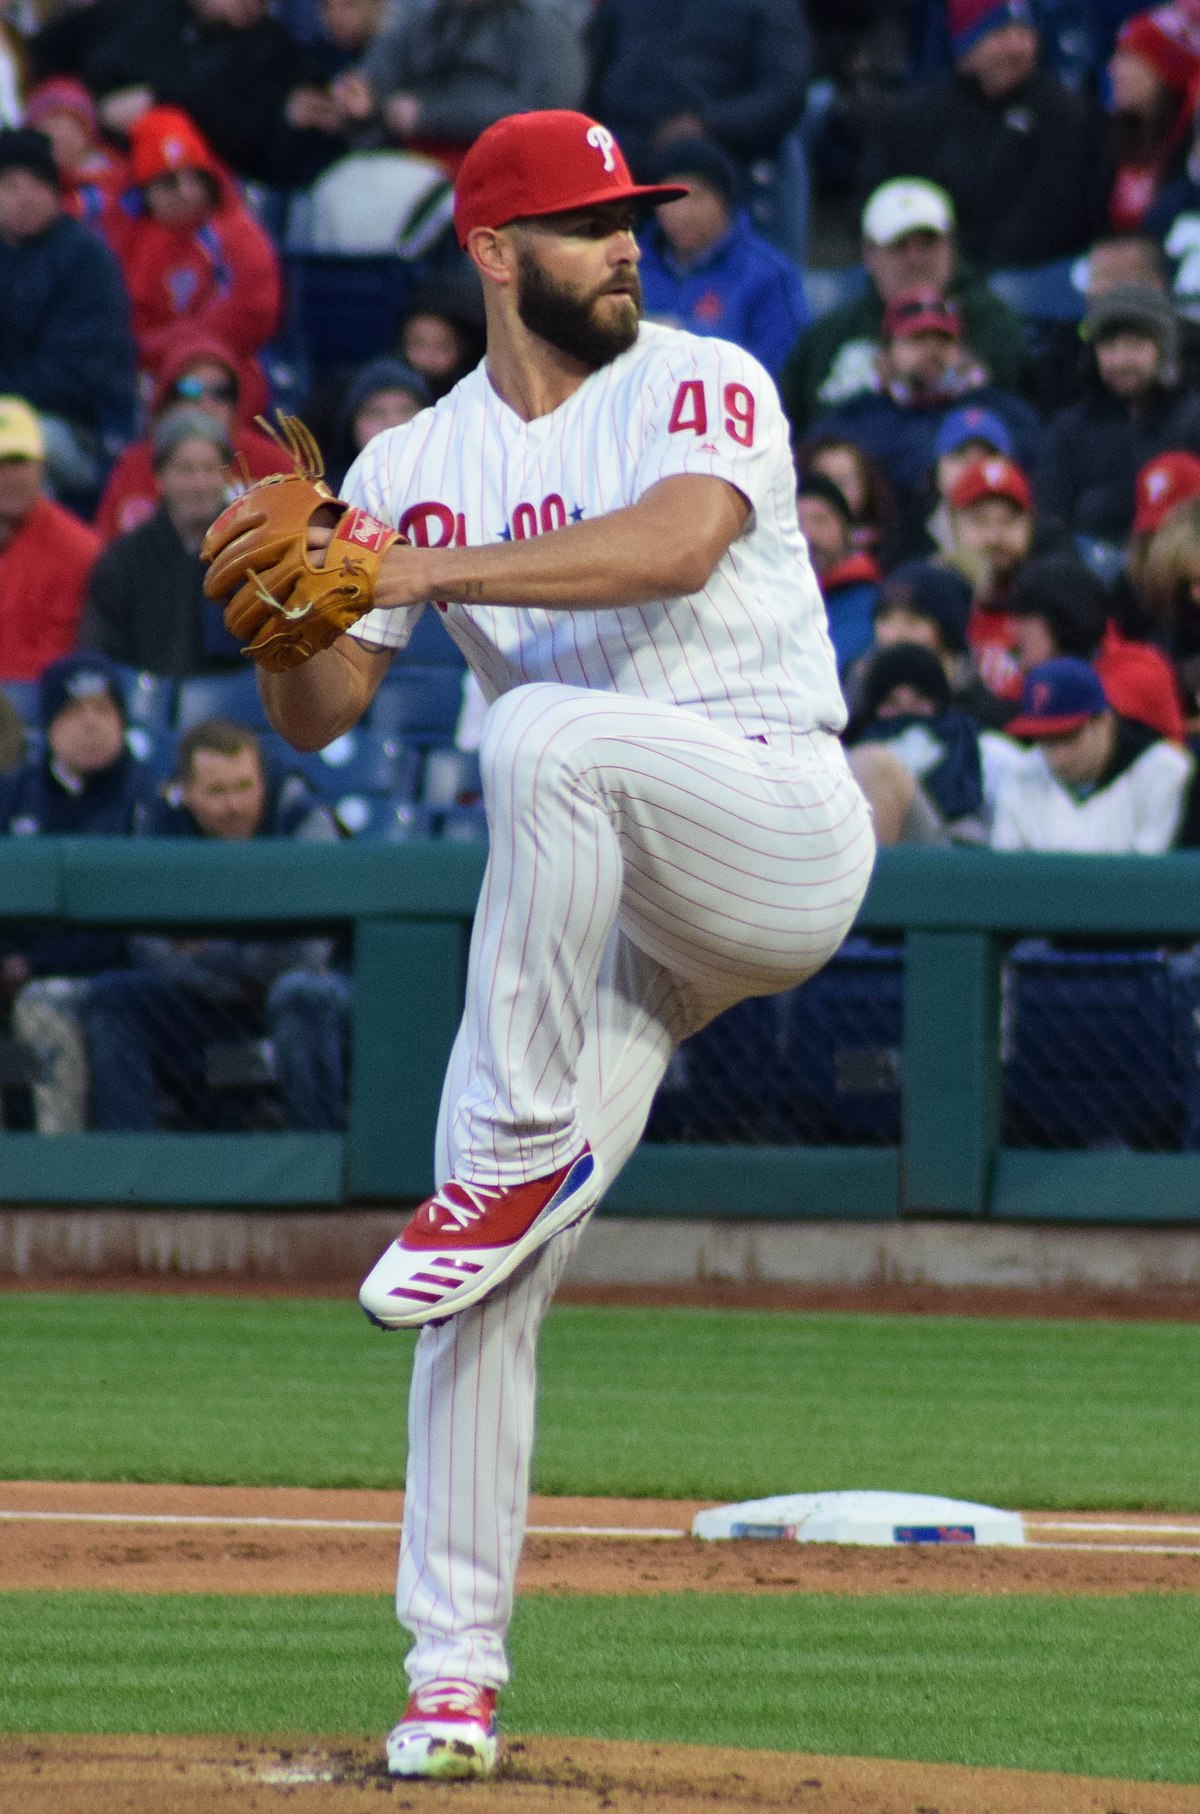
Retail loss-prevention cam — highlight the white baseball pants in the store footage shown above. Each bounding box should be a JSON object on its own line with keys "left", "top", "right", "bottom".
{"left": 396, "top": 683, "right": 875, "bottom": 1690}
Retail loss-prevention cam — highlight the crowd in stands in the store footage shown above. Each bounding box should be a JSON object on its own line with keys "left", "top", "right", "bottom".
{"left": 7, "top": 0, "right": 1200, "bottom": 1131}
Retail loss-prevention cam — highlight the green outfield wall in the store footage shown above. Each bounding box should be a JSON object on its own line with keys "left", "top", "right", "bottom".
{"left": 3, "top": 840, "right": 1200, "bottom": 1224}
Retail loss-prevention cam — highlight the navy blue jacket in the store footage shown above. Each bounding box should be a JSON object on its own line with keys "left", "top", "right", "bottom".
{"left": 1036, "top": 378, "right": 1200, "bottom": 544}
{"left": 584, "top": 0, "right": 810, "bottom": 168}
{"left": 0, "top": 213, "right": 137, "bottom": 437}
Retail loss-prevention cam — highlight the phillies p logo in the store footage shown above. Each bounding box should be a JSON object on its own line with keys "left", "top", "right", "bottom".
{"left": 586, "top": 124, "right": 616, "bottom": 172}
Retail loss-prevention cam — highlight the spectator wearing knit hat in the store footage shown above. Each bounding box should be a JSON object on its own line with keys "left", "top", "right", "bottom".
{"left": 22, "top": 76, "right": 129, "bottom": 217}
{"left": 990, "top": 656, "right": 1192, "bottom": 852}
{"left": 846, "top": 638, "right": 988, "bottom": 845}
{"left": 1107, "top": 4, "right": 1200, "bottom": 233}
{"left": 0, "top": 396, "right": 100, "bottom": 682}
{"left": 323, "top": 355, "right": 432, "bottom": 492}
{"left": 796, "top": 469, "right": 882, "bottom": 674}
{"left": 809, "top": 286, "right": 1039, "bottom": 537}
{"left": 77, "top": 405, "right": 244, "bottom": 680}
{"left": 859, "top": 0, "right": 1110, "bottom": 268}
{"left": 1036, "top": 282, "right": 1200, "bottom": 546}
{"left": 779, "top": 175, "right": 1026, "bottom": 437}
{"left": 94, "top": 106, "right": 282, "bottom": 382}
{"left": 859, "top": 557, "right": 1012, "bottom": 729}
{"left": 635, "top": 136, "right": 810, "bottom": 380}
{"left": 0, "top": 124, "right": 136, "bottom": 507}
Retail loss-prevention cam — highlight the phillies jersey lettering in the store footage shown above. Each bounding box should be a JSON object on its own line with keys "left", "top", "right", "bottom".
{"left": 347, "top": 322, "right": 845, "bottom": 740}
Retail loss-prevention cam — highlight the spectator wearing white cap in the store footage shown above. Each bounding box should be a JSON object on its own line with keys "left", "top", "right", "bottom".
{"left": 859, "top": 0, "right": 1110, "bottom": 270}
{"left": 779, "top": 175, "right": 1026, "bottom": 437}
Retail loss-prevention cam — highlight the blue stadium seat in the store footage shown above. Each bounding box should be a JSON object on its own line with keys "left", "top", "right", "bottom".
{"left": 368, "top": 666, "right": 465, "bottom": 743}
{"left": 333, "top": 795, "right": 433, "bottom": 841}
{"left": 283, "top": 252, "right": 411, "bottom": 370}
{"left": 804, "top": 267, "right": 868, "bottom": 318}
{"left": 113, "top": 665, "right": 177, "bottom": 732}
{"left": 986, "top": 259, "right": 1084, "bottom": 322}
{"left": 421, "top": 746, "right": 481, "bottom": 809}
{"left": 438, "top": 801, "right": 488, "bottom": 843}
{"left": 1002, "top": 941, "right": 1181, "bottom": 1149}
{"left": 124, "top": 723, "right": 177, "bottom": 782}
{"left": 264, "top": 726, "right": 422, "bottom": 802}
{"left": 1, "top": 679, "right": 38, "bottom": 728}
{"left": 175, "top": 669, "right": 274, "bottom": 734}
{"left": 404, "top": 608, "right": 469, "bottom": 667}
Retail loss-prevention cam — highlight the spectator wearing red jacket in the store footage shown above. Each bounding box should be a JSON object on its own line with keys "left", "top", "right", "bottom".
{"left": 0, "top": 396, "right": 100, "bottom": 682}
{"left": 93, "top": 328, "right": 289, "bottom": 543}
{"left": 96, "top": 106, "right": 282, "bottom": 382}
{"left": 1108, "top": 5, "right": 1200, "bottom": 233}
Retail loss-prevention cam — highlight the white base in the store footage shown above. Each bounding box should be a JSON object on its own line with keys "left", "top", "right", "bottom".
{"left": 691, "top": 1489, "right": 1025, "bottom": 1546}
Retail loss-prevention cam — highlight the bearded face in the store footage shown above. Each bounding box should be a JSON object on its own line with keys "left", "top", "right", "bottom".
{"left": 514, "top": 241, "right": 642, "bottom": 369}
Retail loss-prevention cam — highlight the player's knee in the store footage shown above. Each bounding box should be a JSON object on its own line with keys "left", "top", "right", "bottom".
{"left": 478, "top": 684, "right": 586, "bottom": 796}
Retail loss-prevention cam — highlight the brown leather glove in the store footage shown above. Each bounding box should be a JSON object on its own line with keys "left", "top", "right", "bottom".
{"left": 200, "top": 414, "right": 406, "bottom": 671}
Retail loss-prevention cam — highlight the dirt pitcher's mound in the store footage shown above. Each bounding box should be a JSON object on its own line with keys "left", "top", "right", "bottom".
{"left": 3, "top": 1733, "right": 1200, "bottom": 1813}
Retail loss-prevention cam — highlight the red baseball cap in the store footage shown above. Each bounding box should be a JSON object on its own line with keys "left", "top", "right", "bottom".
{"left": 1132, "top": 450, "right": 1200, "bottom": 536}
{"left": 948, "top": 453, "right": 1032, "bottom": 513}
{"left": 881, "top": 288, "right": 961, "bottom": 341}
{"left": 453, "top": 109, "right": 688, "bottom": 248}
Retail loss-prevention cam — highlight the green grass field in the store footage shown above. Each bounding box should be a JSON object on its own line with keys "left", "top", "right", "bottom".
{"left": 3, "top": 1590, "right": 1199, "bottom": 1783}
{"left": 4, "top": 1290, "right": 1200, "bottom": 1784}
{"left": 3, "top": 1293, "right": 1200, "bottom": 1508}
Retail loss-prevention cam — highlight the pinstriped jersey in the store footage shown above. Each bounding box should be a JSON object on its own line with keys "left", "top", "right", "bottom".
{"left": 346, "top": 321, "right": 847, "bottom": 739}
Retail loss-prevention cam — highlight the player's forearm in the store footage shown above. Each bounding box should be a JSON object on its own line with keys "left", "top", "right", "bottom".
{"left": 374, "top": 477, "right": 747, "bottom": 612}
{"left": 257, "top": 641, "right": 376, "bottom": 750}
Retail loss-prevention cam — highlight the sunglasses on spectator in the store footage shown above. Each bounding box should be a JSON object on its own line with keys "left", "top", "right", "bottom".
{"left": 173, "top": 376, "right": 238, "bottom": 404}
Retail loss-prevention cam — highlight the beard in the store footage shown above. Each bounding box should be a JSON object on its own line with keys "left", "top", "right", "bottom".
{"left": 516, "top": 248, "right": 641, "bottom": 369}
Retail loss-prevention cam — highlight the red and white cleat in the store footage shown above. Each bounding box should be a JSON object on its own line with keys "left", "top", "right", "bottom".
{"left": 359, "top": 1145, "right": 602, "bottom": 1329}
{"left": 385, "top": 1679, "right": 499, "bottom": 1779}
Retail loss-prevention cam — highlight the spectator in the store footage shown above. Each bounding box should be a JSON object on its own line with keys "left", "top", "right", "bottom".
{"left": 93, "top": 328, "right": 286, "bottom": 543}
{"left": 0, "top": 654, "right": 157, "bottom": 1132}
{"left": 796, "top": 433, "right": 899, "bottom": 564}
{"left": 1036, "top": 282, "right": 1200, "bottom": 545}
{"left": 23, "top": 75, "right": 128, "bottom": 216}
{"left": 915, "top": 401, "right": 1015, "bottom": 559}
{"left": 78, "top": 405, "right": 243, "bottom": 679}
{"left": 395, "top": 263, "right": 485, "bottom": 399}
{"left": 1007, "top": 551, "right": 1185, "bottom": 739}
{"left": 583, "top": 0, "right": 810, "bottom": 180}
{"left": 323, "top": 354, "right": 431, "bottom": 491}
{"left": 1140, "top": 492, "right": 1200, "bottom": 726}
{"left": 1107, "top": 3, "right": 1200, "bottom": 233}
{"left": 1117, "top": 446, "right": 1200, "bottom": 619}
{"left": 1023, "top": 228, "right": 1184, "bottom": 414}
{"left": 96, "top": 105, "right": 283, "bottom": 382}
{"left": 809, "top": 288, "right": 1039, "bottom": 534}
{"left": 859, "top": 0, "right": 1110, "bottom": 268}
{"left": 946, "top": 452, "right": 1040, "bottom": 703}
{"left": 862, "top": 556, "right": 1010, "bottom": 727}
{"left": 0, "top": 123, "right": 136, "bottom": 504}
{"left": 80, "top": 718, "right": 349, "bottom": 1134}
{"left": 331, "top": 0, "right": 583, "bottom": 177}
{"left": 846, "top": 640, "right": 987, "bottom": 844}
{"left": 636, "top": 136, "right": 809, "bottom": 379}
{"left": 277, "top": 0, "right": 397, "bottom": 184}
{"left": 0, "top": 396, "right": 100, "bottom": 681}
{"left": 990, "top": 655, "right": 1192, "bottom": 850}
{"left": 779, "top": 177, "right": 1027, "bottom": 437}
{"left": 31, "top": 0, "right": 305, "bottom": 187}
{"left": 796, "top": 469, "right": 881, "bottom": 673}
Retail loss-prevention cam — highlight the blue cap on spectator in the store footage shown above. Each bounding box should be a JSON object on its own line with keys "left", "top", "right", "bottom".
{"left": 1005, "top": 658, "right": 1107, "bottom": 740}
{"left": 934, "top": 405, "right": 1013, "bottom": 463}
{"left": 39, "top": 653, "right": 126, "bottom": 732}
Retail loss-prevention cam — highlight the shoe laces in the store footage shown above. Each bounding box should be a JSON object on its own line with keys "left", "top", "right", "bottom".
{"left": 410, "top": 1680, "right": 488, "bottom": 1718}
{"left": 425, "top": 1179, "right": 503, "bottom": 1233}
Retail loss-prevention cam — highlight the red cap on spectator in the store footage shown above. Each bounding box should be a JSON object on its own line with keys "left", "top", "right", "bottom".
{"left": 1116, "top": 6, "right": 1200, "bottom": 94}
{"left": 881, "top": 288, "right": 961, "bottom": 341}
{"left": 453, "top": 110, "right": 687, "bottom": 248}
{"left": 1132, "top": 449, "right": 1200, "bottom": 535}
{"left": 948, "top": 454, "right": 1032, "bottom": 512}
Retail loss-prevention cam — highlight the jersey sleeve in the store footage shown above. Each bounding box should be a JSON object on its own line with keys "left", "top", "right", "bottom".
{"left": 632, "top": 336, "right": 789, "bottom": 517}
{"left": 341, "top": 433, "right": 424, "bottom": 653}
